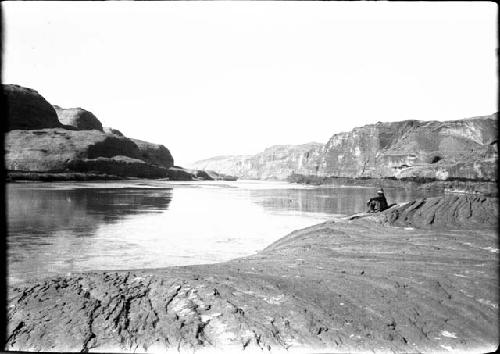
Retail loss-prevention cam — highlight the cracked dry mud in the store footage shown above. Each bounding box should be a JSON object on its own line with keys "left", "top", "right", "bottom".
{"left": 6, "top": 196, "right": 499, "bottom": 353}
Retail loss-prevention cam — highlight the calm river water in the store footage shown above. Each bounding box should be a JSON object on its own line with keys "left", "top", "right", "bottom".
{"left": 7, "top": 180, "right": 439, "bottom": 284}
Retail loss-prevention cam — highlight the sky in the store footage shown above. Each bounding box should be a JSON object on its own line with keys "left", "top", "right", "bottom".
{"left": 3, "top": 2, "right": 498, "bottom": 166}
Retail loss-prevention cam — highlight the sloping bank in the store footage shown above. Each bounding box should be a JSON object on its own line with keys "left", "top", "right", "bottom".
{"left": 6, "top": 195, "right": 498, "bottom": 353}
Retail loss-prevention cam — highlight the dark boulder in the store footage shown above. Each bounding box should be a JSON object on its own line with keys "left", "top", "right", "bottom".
{"left": 130, "top": 138, "right": 174, "bottom": 169}
{"left": 3, "top": 84, "right": 62, "bottom": 131}
{"left": 165, "top": 167, "right": 194, "bottom": 181}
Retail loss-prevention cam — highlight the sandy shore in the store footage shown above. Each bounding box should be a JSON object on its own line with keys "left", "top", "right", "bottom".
{"left": 6, "top": 196, "right": 498, "bottom": 353}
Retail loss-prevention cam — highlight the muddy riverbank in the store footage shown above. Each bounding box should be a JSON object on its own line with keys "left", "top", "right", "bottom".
{"left": 5, "top": 195, "right": 498, "bottom": 353}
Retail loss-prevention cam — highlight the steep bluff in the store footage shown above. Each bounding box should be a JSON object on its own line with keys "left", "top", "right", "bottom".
{"left": 191, "top": 143, "right": 323, "bottom": 180}
{"left": 130, "top": 138, "right": 174, "bottom": 169}
{"left": 191, "top": 114, "right": 498, "bottom": 181}
{"left": 321, "top": 116, "right": 497, "bottom": 180}
{"left": 4, "top": 84, "right": 63, "bottom": 131}
{"left": 5, "top": 129, "right": 170, "bottom": 178}
{"left": 4, "top": 84, "right": 176, "bottom": 179}
{"left": 4, "top": 84, "right": 235, "bottom": 181}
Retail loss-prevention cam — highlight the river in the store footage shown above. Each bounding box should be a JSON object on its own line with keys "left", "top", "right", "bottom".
{"left": 7, "top": 180, "right": 439, "bottom": 285}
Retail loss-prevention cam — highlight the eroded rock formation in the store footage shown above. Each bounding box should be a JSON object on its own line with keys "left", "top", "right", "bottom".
{"left": 130, "top": 138, "right": 174, "bottom": 169}
{"left": 191, "top": 143, "right": 323, "bottom": 180}
{"left": 68, "top": 156, "right": 170, "bottom": 179}
{"left": 191, "top": 114, "right": 498, "bottom": 182}
{"left": 321, "top": 116, "right": 497, "bottom": 180}
{"left": 103, "top": 126, "right": 124, "bottom": 136}
{"left": 53, "top": 106, "right": 103, "bottom": 131}
{"left": 4, "top": 84, "right": 62, "bottom": 131}
{"left": 4, "top": 84, "right": 179, "bottom": 180}
{"left": 6, "top": 129, "right": 140, "bottom": 171}
{"left": 380, "top": 195, "right": 498, "bottom": 229}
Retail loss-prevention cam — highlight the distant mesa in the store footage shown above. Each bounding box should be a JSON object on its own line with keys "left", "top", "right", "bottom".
{"left": 4, "top": 84, "right": 62, "bottom": 131}
{"left": 53, "top": 105, "right": 103, "bottom": 131}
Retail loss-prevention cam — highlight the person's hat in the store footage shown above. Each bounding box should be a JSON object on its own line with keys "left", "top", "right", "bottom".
{"left": 377, "top": 188, "right": 384, "bottom": 194}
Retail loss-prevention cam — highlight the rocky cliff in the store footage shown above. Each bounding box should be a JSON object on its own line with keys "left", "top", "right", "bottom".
{"left": 191, "top": 143, "right": 323, "bottom": 180}
{"left": 321, "top": 115, "right": 497, "bottom": 180}
{"left": 4, "top": 84, "right": 63, "bottom": 131}
{"left": 4, "top": 84, "right": 237, "bottom": 181}
{"left": 191, "top": 114, "right": 498, "bottom": 181}
{"left": 130, "top": 138, "right": 174, "bottom": 169}
{"left": 4, "top": 84, "right": 177, "bottom": 179}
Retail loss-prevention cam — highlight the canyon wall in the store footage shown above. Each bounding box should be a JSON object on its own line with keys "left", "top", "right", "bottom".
{"left": 191, "top": 114, "right": 498, "bottom": 181}
{"left": 191, "top": 143, "right": 323, "bottom": 180}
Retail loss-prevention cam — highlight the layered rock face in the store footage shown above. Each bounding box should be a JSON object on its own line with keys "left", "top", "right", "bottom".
{"left": 53, "top": 106, "right": 103, "bottom": 131}
{"left": 191, "top": 143, "right": 323, "bottom": 180}
{"left": 4, "top": 84, "right": 62, "bottom": 131}
{"left": 381, "top": 195, "right": 498, "bottom": 229}
{"left": 321, "top": 115, "right": 497, "bottom": 180}
{"left": 4, "top": 84, "right": 176, "bottom": 179}
{"left": 188, "top": 155, "right": 253, "bottom": 178}
{"left": 68, "top": 156, "right": 169, "bottom": 178}
{"left": 191, "top": 114, "right": 498, "bottom": 181}
{"left": 5, "top": 129, "right": 170, "bottom": 178}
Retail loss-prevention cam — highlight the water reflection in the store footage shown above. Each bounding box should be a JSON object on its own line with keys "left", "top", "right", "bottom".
{"left": 7, "top": 186, "right": 173, "bottom": 282}
{"left": 251, "top": 187, "right": 436, "bottom": 215}
{"left": 7, "top": 182, "right": 441, "bottom": 285}
{"left": 8, "top": 187, "right": 173, "bottom": 236}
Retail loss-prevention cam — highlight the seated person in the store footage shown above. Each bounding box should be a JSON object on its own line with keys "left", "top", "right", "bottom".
{"left": 367, "top": 188, "right": 389, "bottom": 213}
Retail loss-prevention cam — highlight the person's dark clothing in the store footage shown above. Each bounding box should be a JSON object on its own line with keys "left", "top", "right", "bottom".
{"left": 367, "top": 194, "right": 389, "bottom": 213}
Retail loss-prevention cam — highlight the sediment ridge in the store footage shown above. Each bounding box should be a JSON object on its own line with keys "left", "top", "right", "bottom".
{"left": 6, "top": 195, "right": 498, "bottom": 353}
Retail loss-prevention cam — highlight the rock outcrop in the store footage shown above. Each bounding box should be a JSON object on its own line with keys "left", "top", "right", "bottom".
{"left": 6, "top": 196, "right": 498, "bottom": 353}
{"left": 5, "top": 129, "right": 176, "bottom": 179}
{"left": 162, "top": 166, "right": 238, "bottom": 181}
{"left": 130, "top": 138, "right": 174, "bottom": 169}
{"left": 5, "top": 129, "right": 140, "bottom": 171}
{"left": 4, "top": 84, "right": 181, "bottom": 180}
{"left": 380, "top": 195, "right": 498, "bottom": 229}
{"left": 68, "top": 156, "right": 170, "bottom": 179}
{"left": 190, "top": 114, "right": 498, "bottom": 182}
{"left": 320, "top": 115, "right": 497, "bottom": 180}
{"left": 53, "top": 106, "right": 103, "bottom": 131}
{"left": 103, "top": 127, "right": 124, "bottom": 136}
{"left": 4, "top": 84, "right": 63, "bottom": 131}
